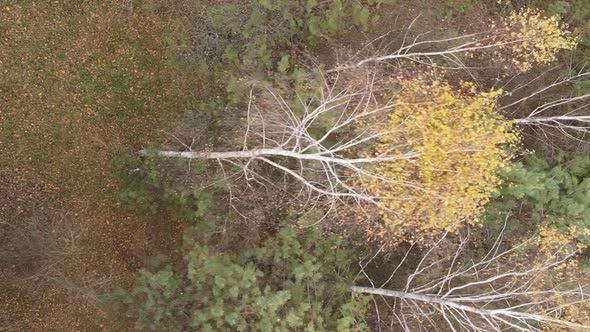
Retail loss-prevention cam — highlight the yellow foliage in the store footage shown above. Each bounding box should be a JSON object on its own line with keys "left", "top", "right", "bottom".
{"left": 490, "top": 8, "right": 577, "bottom": 72}
{"left": 537, "top": 225, "right": 586, "bottom": 260}
{"left": 529, "top": 226, "right": 590, "bottom": 330}
{"left": 360, "top": 75, "right": 518, "bottom": 244}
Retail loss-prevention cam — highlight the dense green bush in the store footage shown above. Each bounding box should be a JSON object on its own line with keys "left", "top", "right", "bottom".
{"left": 113, "top": 227, "right": 367, "bottom": 331}
{"left": 485, "top": 153, "right": 590, "bottom": 243}
{"left": 114, "top": 156, "right": 214, "bottom": 221}
{"left": 197, "top": 0, "right": 395, "bottom": 72}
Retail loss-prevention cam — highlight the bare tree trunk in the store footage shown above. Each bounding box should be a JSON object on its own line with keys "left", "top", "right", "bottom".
{"left": 352, "top": 228, "right": 590, "bottom": 331}
{"left": 351, "top": 286, "right": 590, "bottom": 331}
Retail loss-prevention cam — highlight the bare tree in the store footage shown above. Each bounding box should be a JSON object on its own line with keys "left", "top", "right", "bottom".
{"left": 352, "top": 227, "right": 590, "bottom": 331}
{"left": 501, "top": 68, "right": 590, "bottom": 142}
{"left": 0, "top": 211, "right": 111, "bottom": 303}
{"left": 329, "top": 13, "right": 590, "bottom": 139}
{"left": 138, "top": 13, "right": 590, "bottom": 243}
{"left": 141, "top": 73, "right": 424, "bottom": 210}
{"left": 0, "top": 212, "right": 80, "bottom": 288}
{"left": 141, "top": 72, "right": 590, "bottom": 207}
{"left": 139, "top": 10, "right": 589, "bottom": 205}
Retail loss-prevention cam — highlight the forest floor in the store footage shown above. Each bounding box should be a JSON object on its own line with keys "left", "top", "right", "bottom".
{"left": 0, "top": 3, "right": 188, "bottom": 330}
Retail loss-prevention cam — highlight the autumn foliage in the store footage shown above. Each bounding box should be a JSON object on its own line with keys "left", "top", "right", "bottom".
{"left": 360, "top": 75, "right": 518, "bottom": 244}
{"left": 351, "top": 7, "right": 579, "bottom": 244}
{"left": 490, "top": 8, "right": 577, "bottom": 72}
{"left": 523, "top": 226, "right": 590, "bottom": 330}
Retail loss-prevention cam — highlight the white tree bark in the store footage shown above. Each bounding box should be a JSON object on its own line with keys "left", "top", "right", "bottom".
{"left": 352, "top": 228, "right": 590, "bottom": 331}
{"left": 139, "top": 148, "right": 421, "bottom": 164}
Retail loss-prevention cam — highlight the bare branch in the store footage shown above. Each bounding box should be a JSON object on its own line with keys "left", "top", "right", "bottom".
{"left": 353, "top": 230, "right": 590, "bottom": 331}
